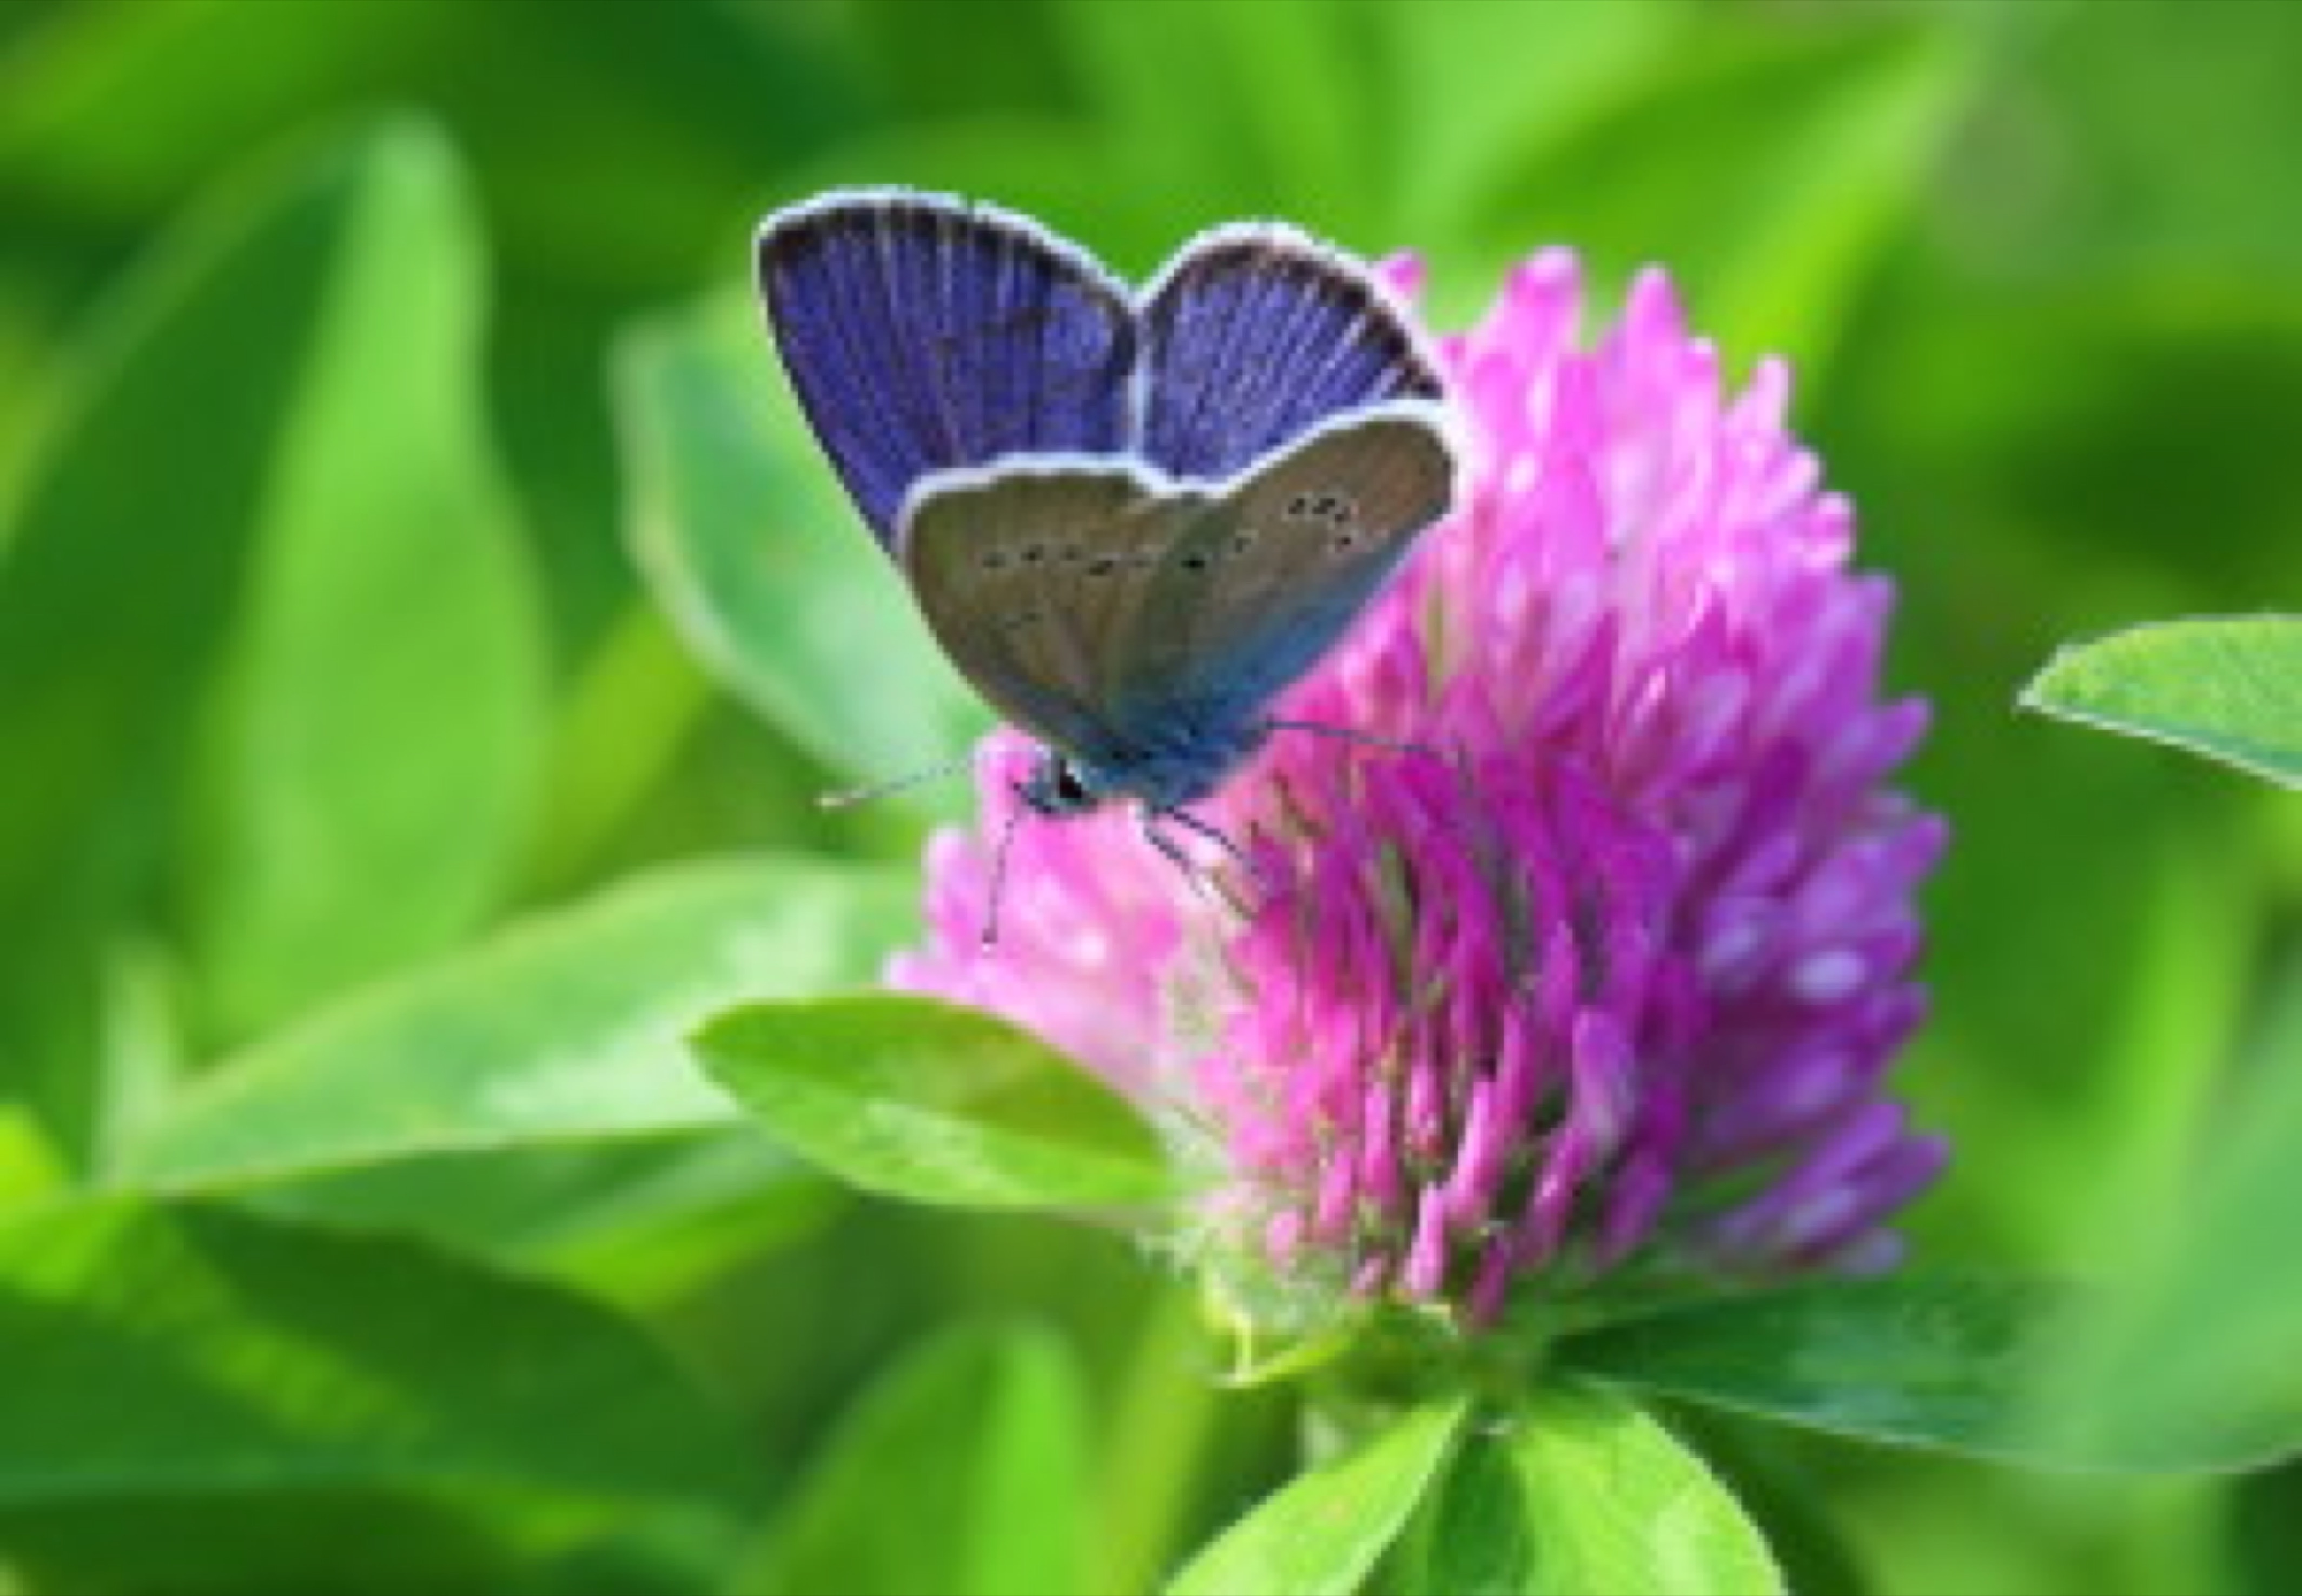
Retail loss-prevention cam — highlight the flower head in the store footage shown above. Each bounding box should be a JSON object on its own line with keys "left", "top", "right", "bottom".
{"left": 891, "top": 249, "right": 1945, "bottom": 1327}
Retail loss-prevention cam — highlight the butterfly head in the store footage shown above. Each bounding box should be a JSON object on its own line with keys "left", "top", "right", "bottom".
{"left": 1014, "top": 750, "right": 1105, "bottom": 818}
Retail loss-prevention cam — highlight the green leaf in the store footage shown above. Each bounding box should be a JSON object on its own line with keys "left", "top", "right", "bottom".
{"left": 741, "top": 1322, "right": 1089, "bottom": 1596}
{"left": 1046, "top": 0, "right": 1325, "bottom": 242}
{"left": 179, "top": 118, "right": 544, "bottom": 1042}
{"left": 694, "top": 994, "right": 1172, "bottom": 1209}
{"left": 125, "top": 855, "right": 914, "bottom": 1191}
{"left": 1466, "top": 19, "right": 1972, "bottom": 375}
{"left": 1404, "top": 1384, "right": 1781, "bottom": 1596}
{"left": 0, "top": 122, "right": 345, "bottom": 1148}
{"left": 2022, "top": 617, "right": 2302, "bottom": 789}
{"left": 0, "top": 1107, "right": 68, "bottom": 1214}
{"left": 0, "top": 1486, "right": 559, "bottom": 1596}
{"left": 841, "top": 0, "right": 1076, "bottom": 126}
{"left": 246, "top": 1129, "right": 838, "bottom": 1301}
{"left": 1381, "top": 0, "right": 1683, "bottom": 255}
{"left": 1557, "top": 1274, "right": 2292, "bottom": 1471}
{"left": 0, "top": 1, "right": 439, "bottom": 218}
{"left": 618, "top": 292, "right": 989, "bottom": 800}
{"left": 1114, "top": 0, "right": 1380, "bottom": 238}
{"left": 2029, "top": 964, "right": 2302, "bottom": 1469}
{"left": 1165, "top": 1397, "right": 1464, "bottom": 1596}
{"left": 0, "top": 1196, "right": 756, "bottom": 1507}
{"left": 0, "top": 1, "right": 859, "bottom": 289}
{"left": 1093, "top": 1289, "right": 1228, "bottom": 1596}
{"left": 0, "top": 118, "right": 541, "bottom": 1150}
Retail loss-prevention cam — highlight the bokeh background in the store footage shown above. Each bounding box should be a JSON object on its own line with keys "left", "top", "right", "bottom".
{"left": 3, "top": 0, "right": 2300, "bottom": 1591}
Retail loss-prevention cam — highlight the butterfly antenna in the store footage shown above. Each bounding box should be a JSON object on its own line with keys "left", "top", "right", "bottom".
{"left": 818, "top": 752, "right": 994, "bottom": 811}
{"left": 1264, "top": 719, "right": 1451, "bottom": 763}
{"left": 979, "top": 802, "right": 1029, "bottom": 950}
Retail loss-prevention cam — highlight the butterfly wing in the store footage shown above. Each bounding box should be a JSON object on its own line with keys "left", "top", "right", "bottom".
{"left": 896, "top": 461, "right": 1212, "bottom": 761}
{"left": 902, "top": 411, "right": 1453, "bottom": 765}
{"left": 758, "top": 190, "right": 1139, "bottom": 547}
{"left": 1136, "top": 226, "right": 1441, "bottom": 481}
{"left": 1104, "top": 405, "right": 1456, "bottom": 731}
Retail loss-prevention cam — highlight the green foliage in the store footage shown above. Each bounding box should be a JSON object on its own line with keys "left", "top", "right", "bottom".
{"left": 696, "top": 993, "right": 1174, "bottom": 1209}
{"left": 2024, "top": 618, "right": 2302, "bottom": 789}
{"left": 3, "top": 0, "right": 2299, "bottom": 1589}
{"left": 0, "top": 117, "right": 541, "bottom": 1155}
{"left": 0, "top": 1196, "right": 757, "bottom": 1507}
{"left": 1560, "top": 1275, "right": 2302, "bottom": 1471}
{"left": 618, "top": 294, "right": 989, "bottom": 798}
{"left": 129, "top": 856, "right": 912, "bottom": 1191}
{"left": 2027, "top": 968, "right": 2302, "bottom": 1473}
{"left": 1402, "top": 1386, "right": 1782, "bottom": 1596}
{"left": 173, "top": 121, "right": 543, "bottom": 1048}
{"left": 1463, "top": 18, "right": 1972, "bottom": 370}
{"left": 738, "top": 1322, "right": 1090, "bottom": 1596}
{"left": 1166, "top": 1398, "right": 1466, "bottom": 1596}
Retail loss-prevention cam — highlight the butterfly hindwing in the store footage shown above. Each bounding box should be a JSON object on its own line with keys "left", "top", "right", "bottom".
{"left": 1136, "top": 226, "right": 1442, "bottom": 480}
{"left": 758, "top": 192, "right": 1138, "bottom": 547}
{"left": 898, "top": 462, "right": 1210, "bottom": 763}
{"left": 901, "top": 409, "right": 1452, "bottom": 767}
{"left": 1104, "top": 405, "right": 1456, "bottom": 730}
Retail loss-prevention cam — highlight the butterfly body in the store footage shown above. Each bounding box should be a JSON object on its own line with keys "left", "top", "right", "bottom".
{"left": 757, "top": 189, "right": 1457, "bottom": 855}
{"left": 1015, "top": 719, "right": 1273, "bottom": 820}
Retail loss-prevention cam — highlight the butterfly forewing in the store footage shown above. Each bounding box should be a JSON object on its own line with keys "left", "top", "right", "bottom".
{"left": 1106, "top": 407, "right": 1456, "bottom": 729}
{"left": 1137, "top": 228, "right": 1442, "bottom": 480}
{"left": 759, "top": 194, "right": 1137, "bottom": 546}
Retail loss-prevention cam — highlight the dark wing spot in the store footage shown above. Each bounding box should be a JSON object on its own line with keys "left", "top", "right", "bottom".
{"left": 1022, "top": 546, "right": 1045, "bottom": 564}
{"left": 1181, "top": 553, "right": 1210, "bottom": 572}
{"left": 981, "top": 551, "right": 1009, "bottom": 571}
{"left": 1087, "top": 557, "right": 1116, "bottom": 577}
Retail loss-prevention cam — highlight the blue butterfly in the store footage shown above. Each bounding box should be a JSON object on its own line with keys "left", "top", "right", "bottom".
{"left": 756, "top": 189, "right": 1456, "bottom": 900}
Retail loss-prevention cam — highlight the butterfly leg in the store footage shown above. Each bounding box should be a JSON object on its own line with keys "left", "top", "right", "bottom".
{"left": 1155, "top": 806, "right": 1254, "bottom": 873}
{"left": 1137, "top": 810, "right": 1208, "bottom": 885}
{"left": 1145, "top": 807, "right": 1271, "bottom": 917}
{"left": 1139, "top": 811, "right": 1240, "bottom": 919}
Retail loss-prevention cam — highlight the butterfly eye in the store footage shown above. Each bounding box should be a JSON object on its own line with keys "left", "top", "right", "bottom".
{"left": 1180, "top": 553, "right": 1210, "bottom": 572}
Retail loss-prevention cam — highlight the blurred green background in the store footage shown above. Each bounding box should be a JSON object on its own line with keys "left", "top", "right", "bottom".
{"left": 3, "top": 0, "right": 2300, "bottom": 1591}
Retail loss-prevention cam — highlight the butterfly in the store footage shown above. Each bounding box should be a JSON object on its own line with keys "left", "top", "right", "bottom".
{"left": 756, "top": 188, "right": 1457, "bottom": 911}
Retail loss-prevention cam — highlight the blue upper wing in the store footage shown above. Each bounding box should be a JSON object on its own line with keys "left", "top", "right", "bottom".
{"left": 1135, "top": 225, "right": 1442, "bottom": 482}
{"left": 757, "top": 190, "right": 1139, "bottom": 547}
